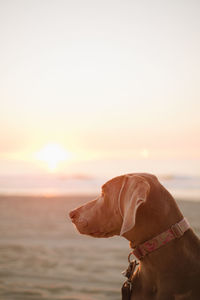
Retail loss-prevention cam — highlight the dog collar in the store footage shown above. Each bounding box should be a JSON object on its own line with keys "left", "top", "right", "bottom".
{"left": 130, "top": 218, "right": 190, "bottom": 260}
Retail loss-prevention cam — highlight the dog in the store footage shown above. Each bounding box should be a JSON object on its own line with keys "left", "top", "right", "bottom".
{"left": 69, "top": 173, "right": 200, "bottom": 299}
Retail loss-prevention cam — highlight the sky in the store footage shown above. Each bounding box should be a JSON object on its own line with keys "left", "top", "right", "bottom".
{"left": 0, "top": 0, "right": 200, "bottom": 177}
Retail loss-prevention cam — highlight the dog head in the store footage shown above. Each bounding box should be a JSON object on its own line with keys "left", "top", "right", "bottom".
{"left": 69, "top": 173, "right": 154, "bottom": 238}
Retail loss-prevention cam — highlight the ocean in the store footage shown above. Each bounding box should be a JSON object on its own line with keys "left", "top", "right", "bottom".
{"left": 0, "top": 174, "right": 200, "bottom": 200}
{"left": 0, "top": 192, "right": 200, "bottom": 300}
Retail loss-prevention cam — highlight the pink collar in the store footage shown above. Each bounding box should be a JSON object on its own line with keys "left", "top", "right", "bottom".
{"left": 131, "top": 218, "right": 190, "bottom": 260}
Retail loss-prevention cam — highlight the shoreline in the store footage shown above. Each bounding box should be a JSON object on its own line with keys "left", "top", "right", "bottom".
{"left": 0, "top": 193, "right": 199, "bottom": 203}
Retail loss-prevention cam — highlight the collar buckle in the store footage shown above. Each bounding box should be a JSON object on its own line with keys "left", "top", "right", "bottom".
{"left": 171, "top": 223, "right": 183, "bottom": 238}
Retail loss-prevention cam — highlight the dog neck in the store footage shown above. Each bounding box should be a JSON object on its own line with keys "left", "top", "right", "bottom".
{"left": 128, "top": 226, "right": 200, "bottom": 290}
{"left": 125, "top": 228, "right": 200, "bottom": 299}
{"left": 130, "top": 218, "right": 190, "bottom": 260}
{"left": 122, "top": 199, "right": 200, "bottom": 277}
{"left": 137, "top": 229, "right": 200, "bottom": 284}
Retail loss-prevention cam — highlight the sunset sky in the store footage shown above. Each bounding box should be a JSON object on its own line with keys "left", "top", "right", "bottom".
{"left": 1, "top": 0, "right": 200, "bottom": 177}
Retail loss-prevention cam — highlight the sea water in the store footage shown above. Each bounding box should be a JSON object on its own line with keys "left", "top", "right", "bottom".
{"left": 0, "top": 174, "right": 200, "bottom": 200}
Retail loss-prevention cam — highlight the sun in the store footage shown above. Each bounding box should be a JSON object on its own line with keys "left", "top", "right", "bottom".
{"left": 35, "top": 143, "right": 70, "bottom": 171}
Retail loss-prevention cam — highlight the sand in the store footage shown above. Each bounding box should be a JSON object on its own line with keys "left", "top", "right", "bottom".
{"left": 0, "top": 195, "right": 199, "bottom": 300}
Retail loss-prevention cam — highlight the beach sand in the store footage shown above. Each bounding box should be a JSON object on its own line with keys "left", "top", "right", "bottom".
{"left": 0, "top": 195, "right": 199, "bottom": 300}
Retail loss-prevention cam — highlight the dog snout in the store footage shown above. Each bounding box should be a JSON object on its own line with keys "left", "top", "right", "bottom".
{"left": 69, "top": 209, "right": 79, "bottom": 220}
{"left": 69, "top": 208, "right": 88, "bottom": 228}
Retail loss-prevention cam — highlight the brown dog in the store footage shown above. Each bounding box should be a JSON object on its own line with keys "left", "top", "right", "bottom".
{"left": 69, "top": 173, "right": 200, "bottom": 300}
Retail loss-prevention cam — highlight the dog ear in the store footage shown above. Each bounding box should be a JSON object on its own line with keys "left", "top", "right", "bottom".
{"left": 119, "top": 175, "right": 150, "bottom": 236}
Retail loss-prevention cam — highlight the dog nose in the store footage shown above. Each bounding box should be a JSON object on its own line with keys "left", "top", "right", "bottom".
{"left": 69, "top": 209, "right": 88, "bottom": 227}
{"left": 69, "top": 209, "right": 78, "bottom": 219}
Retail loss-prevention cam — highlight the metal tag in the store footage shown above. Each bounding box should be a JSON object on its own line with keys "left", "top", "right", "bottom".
{"left": 122, "top": 260, "right": 138, "bottom": 279}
